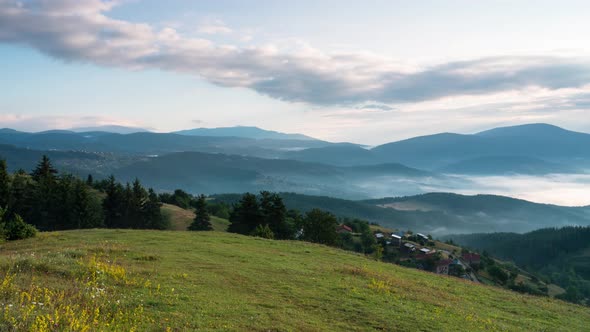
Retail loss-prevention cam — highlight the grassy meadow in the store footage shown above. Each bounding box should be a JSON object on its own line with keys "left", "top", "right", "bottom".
{"left": 0, "top": 229, "right": 589, "bottom": 331}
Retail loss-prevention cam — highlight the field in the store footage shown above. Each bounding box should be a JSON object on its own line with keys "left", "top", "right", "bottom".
{"left": 1, "top": 229, "right": 589, "bottom": 331}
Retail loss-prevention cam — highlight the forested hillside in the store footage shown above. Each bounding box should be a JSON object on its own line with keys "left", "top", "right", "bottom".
{"left": 447, "top": 227, "right": 590, "bottom": 305}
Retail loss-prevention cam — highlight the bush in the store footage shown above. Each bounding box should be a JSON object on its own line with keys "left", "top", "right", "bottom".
{"left": 252, "top": 224, "right": 274, "bottom": 239}
{"left": 2, "top": 214, "right": 37, "bottom": 241}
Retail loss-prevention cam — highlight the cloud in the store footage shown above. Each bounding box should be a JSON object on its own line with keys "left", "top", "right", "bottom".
{"left": 196, "top": 19, "right": 232, "bottom": 35}
{"left": 0, "top": 113, "right": 145, "bottom": 132}
{"left": 1, "top": 1, "right": 590, "bottom": 106}
{"left": 357, "top": 104, "right": 395, "bottom": 111}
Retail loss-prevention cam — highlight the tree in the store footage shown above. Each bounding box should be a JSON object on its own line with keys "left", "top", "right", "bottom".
{"left": 0, "top": 160, "right": 9, "bottom": 208}
{"left": 103, "top": 175, "right": 124, "bottom": 228}
{"left": 144, "top": 188, "right": 168, "bottom": 230}
{"left": 301, "top": 209, "right": 339, "bottom": 246}
{"left": 228, "top": 193, "right": 262, "bottom": 235}
{"left": 0, "top": 207, "right": 37, "bottom": 241}
{"left": 86, "top": 174, "right": 94, "bottom": 187}
{"left": 259, "top": 191, "right": 292, "bottom": 239}
{"left": 189, "top": 194, "right": 212, "bottom": 231}
{"left": 31, "top": 155, "right": 57, "bottom": 182}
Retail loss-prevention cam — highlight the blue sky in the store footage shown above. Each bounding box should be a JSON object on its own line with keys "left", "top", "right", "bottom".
{"left": 1, "top": 0, "right": 590, "bottom": 144}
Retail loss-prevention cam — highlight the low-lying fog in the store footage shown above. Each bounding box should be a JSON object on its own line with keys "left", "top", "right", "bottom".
{"left": 351, "top": 173, "right": 590, "bottom": 206}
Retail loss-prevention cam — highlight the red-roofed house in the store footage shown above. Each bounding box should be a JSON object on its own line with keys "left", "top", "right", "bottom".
{"left": 462, "top": 253, "right": 481, "bottom": 265}
{"left": 436, "top": 259, "right": 453, "bottom": 275}
{"left": 336, "top": 224, "right": 353, "bottom": 234}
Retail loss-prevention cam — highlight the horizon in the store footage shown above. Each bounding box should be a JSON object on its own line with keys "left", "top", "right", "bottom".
{"left": 2, "top": 1, "right": 590, "bottom": 144}
{"left": 1, "top": 122, "right": 588, "bottom": 146}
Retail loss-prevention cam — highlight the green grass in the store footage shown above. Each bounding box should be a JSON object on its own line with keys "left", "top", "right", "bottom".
{"left": 1, "top": 230, "right": 589, "bottom": 331}
{"left": 161, "top": 203, "right": 229, "bottom": 231}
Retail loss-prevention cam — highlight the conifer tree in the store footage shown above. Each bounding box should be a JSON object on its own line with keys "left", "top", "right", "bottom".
{"left": 0, "top": 160, "right": 9, "bottom": 208}
{"left": 189, "top": 194, "right": 212, "bottom": 231}
{"left": 31, "top": 155, "right": 57, "bottom": 182}
{"left": 144, "top": 188, "right": 167, "bottom": 229}
{"left": 228, "top": 193, "right": 262, "bottom": 234}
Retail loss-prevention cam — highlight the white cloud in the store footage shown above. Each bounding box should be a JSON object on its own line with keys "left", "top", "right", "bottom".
{"left": 0, "top": 113, "right": 146, "bottom": 132}
{"left": 196, "top": 19, "right": 233, "bottom": 35}
{"left": 1, "top": 0, "right": 590, "bottom": 109}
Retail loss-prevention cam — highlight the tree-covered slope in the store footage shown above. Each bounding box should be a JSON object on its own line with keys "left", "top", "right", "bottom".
{"left": 1, "top": 229, "right": 588, "bottom": 331}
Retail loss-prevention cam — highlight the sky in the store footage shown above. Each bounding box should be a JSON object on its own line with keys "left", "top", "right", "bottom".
{"left": 2, "top": 0, "right": 590, "bottom": 144}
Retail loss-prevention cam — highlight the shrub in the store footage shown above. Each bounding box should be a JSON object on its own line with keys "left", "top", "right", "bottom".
{"left": 2, "top": 214, "right": 37, "bottom": 241}
{"left": 252, "top": 224, "right": 274, "bottom": 239}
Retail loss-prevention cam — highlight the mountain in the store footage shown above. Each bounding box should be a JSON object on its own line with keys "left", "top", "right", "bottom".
{"left": 438, "top": 155, "right": 580, "bottom": 175}
{"left": 3, "top": 230, "right": 587, "bottom": 331}
{"left": 174, "top": 126, "right": 316, "bottom": 141}
{"left": 212, "top": 192, "right": 590, "bottom": 235}
{"left": 0, "top": 130, "right": 332, "bottom": 157}
{"left": 70, "top": 125, "right": 149, "bottom": 134}
{"left": 112, "top": 151, "right": 430, "bottom": 198}
{"left": 372, "top": 123, "right": 590, "bottom": 171}
{"left": 283, "top": 144, "right": 380, "bottom": 166}
{"left": 476, "top": 123, "right": 582, "bottom": 138}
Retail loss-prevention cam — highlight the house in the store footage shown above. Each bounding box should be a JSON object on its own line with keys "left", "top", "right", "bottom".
{"left": 336, "top": 224, "right": 353, "bottom": 234}
{"left": 436, "top": 259, "right": 453, "bottom": 275}
{"left": 390, "top": 234, "right": 402, "bottom": 247}
{"left": 462, "top": 253, "right": 481, "bottom": 265}
{"left": 403, "top": 242, "right": 416, "bottom": 252}
{"left": 416, "top": 233, "right": 429, "bottom": 241}
{"left": 419, "top": 248, "right": 431, "bottom": 254}
{"left": 375, "top": 232, "right": 385, "bottom": 239}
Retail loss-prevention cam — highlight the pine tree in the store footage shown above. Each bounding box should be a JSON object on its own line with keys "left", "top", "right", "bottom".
{"left": 31, "top": 155, "right": 57, "bottom": 182}
{"left": 0, "top": 160, "right": 9, "bottom": 208}
{"left": 259, "top": 191, "right": 291, "bottom": 239}
{"left": 144, "top": 188, "right": 167, "bottom": 230}
{"left": 103, "top": 175, "right": 124, "bottom": 228}
{"left": 228, "top": 193, "right": 262, "bottom": 234}
{"left": 86, "top": 174, "right": 94, "bottom": 187}
{"left": 189, "top": 194, "right": 212, "bottom": 231}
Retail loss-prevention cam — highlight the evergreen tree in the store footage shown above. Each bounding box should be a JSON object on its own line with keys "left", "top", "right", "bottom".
{"left": 259, "top": 191, "right": 292, "bottom": 239}
{"left": 228, "top": 193, "right": 262, "bottom": 234}
{"left": 86, "top": 174, "right": 94, "bottom": 187}
{"left": 72, "top": 180, "right": 104, "bottom": 228}
{"left": 31, "top": 155, "right": 57, "bottom": 182}
{"left": 144, "top": 188, "right": 167, "bottom": 230}
{"left": 189, "top": 194, "right": 212, "bottom": 231}
{"left": 129, "top": 179, "right": 148, "bottom": 228}
{"left": 103, "top": 175, "right": 124, "bottom": 228}
{"left": 30, "top": 172, "right": 58, "bottom": 230}
{"left": 0, "top": 160, "right": 9, "bottom": 208}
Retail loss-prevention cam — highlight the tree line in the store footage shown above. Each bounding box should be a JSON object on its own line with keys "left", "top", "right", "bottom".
{"left": 0, "top": 156, "right": 168, "bottom": 240}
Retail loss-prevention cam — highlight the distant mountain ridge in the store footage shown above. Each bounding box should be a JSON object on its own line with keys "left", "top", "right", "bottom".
{"left": 174, "top": 126, "right": 317, "bottom": 141}
{"left": 2, "top": 122, "right": 590, "bottom": 175}
{"left": 70, "top": 125, "right": 149, "bottom": 134}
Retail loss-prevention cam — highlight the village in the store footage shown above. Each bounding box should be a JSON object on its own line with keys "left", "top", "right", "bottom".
{"left": 336, "top": 224, "right": 481, "bottom": 282}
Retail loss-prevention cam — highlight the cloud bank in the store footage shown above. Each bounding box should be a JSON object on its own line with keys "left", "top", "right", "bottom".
{"left": 2, "top": 0, "right": 590, "bottom": 106}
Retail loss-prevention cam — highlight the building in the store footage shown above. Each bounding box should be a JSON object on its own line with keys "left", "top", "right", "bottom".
{"left": 390, "top": 234, "right": 402, "bottom": 247}
{"left": 462, "top": 253, "right": 481, "bottom": 265}
{"left": 375, "top": 232, "right": 385, "bottom": 239}
{"left": 419, "top": 248, "right": 431, "bottom": 254}
{"left": 403, "top": 242, "right": 416, "bottom": 252}
{"left": 436, "top": 259, "right": 453, "bottom": 275}
{"left": 336, "top": 224, "right": 353, "bottom": 234}
{"left": 416, "top": 233, "right": 429, "bottom": 241}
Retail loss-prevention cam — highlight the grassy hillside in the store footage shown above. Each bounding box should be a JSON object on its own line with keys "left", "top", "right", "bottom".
{"left": 1, "top": 230, "right": 588, "bottom": 331}
{"left": 161, "top": 203, "right": 229, "bottom": 231}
